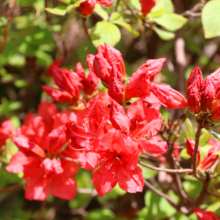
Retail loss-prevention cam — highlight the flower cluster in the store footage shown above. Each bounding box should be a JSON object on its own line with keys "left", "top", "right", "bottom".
{"left": 2, "top": 43, "right": 220, "bottom": 217}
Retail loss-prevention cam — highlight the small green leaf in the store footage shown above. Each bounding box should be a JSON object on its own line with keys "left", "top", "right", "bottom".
{"left": 185, "top": 118, "right": 195, "bottom": 140}
{"left": 202, "top": 0, "right": 220, "bottom": 39}
{"left": 0, "top": 16, "right": 7, "bottom": 27}
{"left": 45, "top": 6, "right": 67, "bottom": 16}
{"left": 110, "top": 12, "right": 139, "bottom": 37}
{"left": 91, "top": 21, "right": 121, "bottom": 47}
{"left": 150, "top": 9, "right": 165, "bottom": 18}
{"left": 151, "top": 0, "right": 173, "bottom": 14}
{"left": 93, "top": 4, "right": 109, "bottom": 21}
{"left": 130, "top": 0, "right": 141, "bottom": 11}
{"left": 180, "top": 148, "right": 190, "bottom": 159}
{"left": 67, "top": 0, "right": 84, "bottom": 13}
{"left": 85, "top": 209, "right": 115, "bottom": 220}
{"left": 152, "top": 13, "right": 188, "bottom": 31}
{"left": 208, "top": 130, "right": 220, "bottom": 140}
{"left": 199, "top": 132, "right": 211, "bottom": 147}
{"left": 153, "top": 26, "right": 174, "bottom": 40}
{"left": 207, "top": 201, "right": 220, "bottom": 212}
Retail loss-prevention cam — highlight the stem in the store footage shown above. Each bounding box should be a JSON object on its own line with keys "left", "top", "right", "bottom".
{"left": 37, "top": 200, "right": 47, "bottom": 220}
{"left": 193, "top": 123, "right": 202, "bottom": 181}
{"left": 144, "top": 180, "right": 178, "bottom": 209}
{"left": 59, "top": 155, "right": 78, "bottom": 163}
{"left": 82, "top": 17, "right": 91, "bottom": 40}
{"left": 0, "top": 182, "right": 25, "bottom": 193}
{"left": 139, "top": 161, "right": 192, "bottom": 174}
{"left": 207, "top": 190, "right": 220, "bottom": 198}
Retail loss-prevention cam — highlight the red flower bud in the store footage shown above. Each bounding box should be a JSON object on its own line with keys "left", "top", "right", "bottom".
{"left": 201, "top": 77, "right": 215, "bottom": 112}
{"left": 140, "top": 0, "right": 156, "bottom": 15}
{"left": 200, "top": 142, "right": 220, "bottom": 170}
{"left": 150, "top": 83, "right": 188, "bottom": 109}
{"left": 79, "top": 0, "right": 96, "bottom": 15}
{"left": 186, "top": 67, "right": 203, "bottom": 113}
{"left": 108, "top": 65, "right": 124, "bottom": 104}
{"left": 194, "top": 208, "right": 220, "bottom": 220}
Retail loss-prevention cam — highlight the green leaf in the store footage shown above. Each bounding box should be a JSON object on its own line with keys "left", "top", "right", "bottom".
{"left": 66, "top": 0, "right": 84, "bottom": 13}
{"left": 91, "top": 21, "right": 121, "bottom": 47}
{"left": 207, "top": 201, "right": 220, "bottom": 212}
{"left": 183, "top": 180, "right": 203, "bottom": 199}
{"left": 143, "top": 189, "right": 176, "bottom": 219}
{"left": 185, "top": 118, "right": 195, "bottom": 140}
{"left": 130, "top": 0, "right": 141, "bottom": 11}
{"left": 202, "top": 0, "right": 220, "bottom": 39}
{"left": 0, "top": 17, "right": 7, "bottom": 27}
{"left": 180, "top": 148, "right": 190, "bottom": 159}
{"left": 45, "top": 6, "right": 67, "bottom": 16}
{"left": 85, "top": 209, "right": 115, "bottom": 220}
{"left": 150, "top": 9, "right": 165, "bottom": 18}
{"left": 153, "top": 26, "right": 174, "bottom": 40}
{"left": 199, "top": 132, "right": 211, "bottom": 147}
{"left": 110, "top": 12, "right": 139, "bottom": 37}
{"left": 152, "top": 13, "right": 188, "bottom": 31}
{"left": 93, "top": 4, "right": 109, "bottom": 21}
{"left": 200, "top": 145, "right": 212, "bottom": 161}
{"left": 208, "top": 130, "right": 220, "bottom": 140}
{"left": 151, "top": 0, "right": 173, "bottom": 14}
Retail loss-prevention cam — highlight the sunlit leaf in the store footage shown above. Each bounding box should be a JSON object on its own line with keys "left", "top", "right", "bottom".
{"left": 153, "top": 26, "right": 175, "bottom": 40}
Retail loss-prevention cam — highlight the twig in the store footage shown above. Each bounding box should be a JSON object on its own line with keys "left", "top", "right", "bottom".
{"left": 59, "top": 155, "right": 78, "bottom": 163}
{"left": 207, "top": 190, "right": 220, "bottom": 199}
{"left": 77, "top": 188, "right": 97, "bottom": 196}
{"left": 37, "top": 200, "right": 47, "bottom": 220}
{"left": 193, "top": 123, "right": 203, "bottom": 181}
{"left": 0, "top": 182, "right": 25, "bottom": 193}
{"left": 181, "top": 3, "right": 205, "bottom": 17}
{"left": 144, "top": 180, "right": 178, "bottom": 208}
{"left": 81, "top": 17, "right": 91, "bottom": 40}
{"left": 139, "top": 161, "right": 192, "bottom": 174}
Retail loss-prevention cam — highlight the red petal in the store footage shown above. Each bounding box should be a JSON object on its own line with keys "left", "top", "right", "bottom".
{"left": 141, "top": 139, "right": 167, "bottom": 154}
{"left": 140, "top": 0, "right": 156, "bottom": 15}
{"left": 194, "top": 208, "right": 220, "bottom": 220}
{"left": 108, "top": 65, "right": 124, "bottom": 104}
{"left": 118, "top": 166, "right": 144, "bottom": 193}
{"left": 186, "top": 138, "right": 200, "bottom": 167}
{"left": 92, "top": 163, "right": 118, "bottom": 196}
{"left": 42, "top": 86, "right": 74, "bottom": 105}
{"left": 110, "top": 100, "right": 130, "bottom": 134}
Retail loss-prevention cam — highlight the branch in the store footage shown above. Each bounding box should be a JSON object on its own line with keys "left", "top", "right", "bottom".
{"left": 144, "top": 180, "right": 178, "bottom": 208}
{"left": 0, "top": 182, "right": 25, "bottom": 193}
{"left": 59, "top": 155, "right": 78, "bottom": 163}
{"left": 193, "top": 123, "right": 203, "bottom": 181}
{"left": 37, "top": 200, "right": 47, "bottom": 220}
{"left": 207, "top": 190, "right": 220, "bottom": 199}
{"left": 77, "top": 188, "right": 97, "bottom": 196}
{"left": 82, "top": 17, "right": 91, "bottom": 40}
{"left": 139, "top": 161, "right": 192, "bottom": 174}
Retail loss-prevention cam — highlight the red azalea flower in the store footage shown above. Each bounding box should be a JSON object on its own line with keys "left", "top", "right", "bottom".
{"left": 200, "top": 142, "right": 220, "bottom": 170}
{"left": 92, "top": 131, "right": 144, "bottom": 196}
{"left": 140, "top": 0, "right": 156, "bottom": 15}
{"left": 0, "top": 119, "right": 14, "bottom": 148}
{"left": 79, "top": 0, "right": 113, "bottom": 15}
{"left": 194, "top": 208, "right": 220, "bottom": 220}
{"left": 186, "top": 67, "right": 220, "bottom": 122}
{"left": 46, "top": 59, "right": 62, "bottom": 77}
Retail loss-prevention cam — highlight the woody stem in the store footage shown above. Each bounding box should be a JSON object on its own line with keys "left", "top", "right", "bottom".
{"left": 82, "top": 17, "right": 91, "bottom": 40}
{"left": 193, "top": 123, "right": 202, "bottom": 181}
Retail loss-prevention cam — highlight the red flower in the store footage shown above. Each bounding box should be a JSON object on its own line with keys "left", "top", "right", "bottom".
{"left": 79, "top": 0, "right": 113, "bottom": 15}
{"left": 150, "top": 83, "right": 188, "bottom": 109}
{"left": 186, "top": 138, "right": 200, "bottom": 167}
{"left": 194, "top": 208, "right": 220, "bottom": 220}
{"left": 46, "top": 59, "right": 62, "bottom": 77}
{"left": 92, "top": 131, "right": 144, "bottom": 196}
{"left": 93, "top": 43, "right": 126, "bottom": 85}
{"left": 42, "top": 68, "right": 83, "bottom": 105}
{"left": 200, "top": 142, "right": 220, "bottom": 170}
{"left": 24, "top": 158, "right": 77, "bottom": 201}
{"left": 0, "top": 119, "right": 14, "bottom": 148}
{"left": 140, "top": 0, "right": 156, "bottom": 15}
